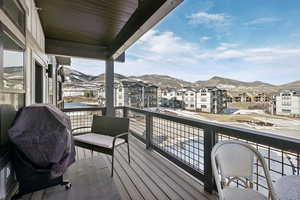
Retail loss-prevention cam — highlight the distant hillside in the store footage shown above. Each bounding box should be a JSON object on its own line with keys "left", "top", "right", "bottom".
{"left": 64, "top": 67, "right": 95, "bottom": 83}
{"left": 280, "top": 80, "right": 300, "bottom": 90}
{"left": 92, "top": 73, "right": 127, "bottom": 82}
{"left": 63, "top": 68, "right": 299, "bottom": 92}
{"left": 129, "top": 74, "right": 191, "bottom": 88}
{"left": 193, "top": 76, "right": 275, "bottom": 89}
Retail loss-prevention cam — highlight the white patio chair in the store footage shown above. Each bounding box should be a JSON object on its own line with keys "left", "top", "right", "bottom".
{"left": 211, "top": 140, "right": 278, "bottom": 200}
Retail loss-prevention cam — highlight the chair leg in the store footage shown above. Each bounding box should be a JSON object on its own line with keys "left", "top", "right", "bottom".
{"left": 127, "top": 142, "right": 130, "bottom": 164}
{"left": 111, "top": 149, "right": 114, "bottom": 177}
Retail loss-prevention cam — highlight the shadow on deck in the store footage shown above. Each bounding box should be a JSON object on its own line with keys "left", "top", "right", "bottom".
{"left": 20, "top": 136, "right": 216, "bottom": 200}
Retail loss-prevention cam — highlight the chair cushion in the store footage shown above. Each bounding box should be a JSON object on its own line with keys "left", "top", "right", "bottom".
{"left": 222, "top": 188, "right": 267, "bottom": 200}
{"left": 74, "top": 133, "right": 126, "bottom": 149}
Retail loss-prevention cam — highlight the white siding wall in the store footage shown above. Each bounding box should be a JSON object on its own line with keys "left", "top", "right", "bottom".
{"left": 24, "top": 0, "right": 50, "bottom": 105}
{"left": 276, "top": 93, "right": 300, "bottom": 116}
{"left": 184, "top": 91, "right": 196, "bottom": 111}
{"left": 196, "top": 92, "right": 212, "bottom": 113}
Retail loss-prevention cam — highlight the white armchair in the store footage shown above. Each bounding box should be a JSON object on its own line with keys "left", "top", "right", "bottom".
{"left": 211, "top": 140, "right": 278, "bottom": 200}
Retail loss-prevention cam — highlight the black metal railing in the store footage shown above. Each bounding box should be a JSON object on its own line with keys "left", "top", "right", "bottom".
{"left": 62, "top": 107, "right": 124, "bottom": 134}
{"left": 63, "top": 106, "right": 300, "bottom": 195}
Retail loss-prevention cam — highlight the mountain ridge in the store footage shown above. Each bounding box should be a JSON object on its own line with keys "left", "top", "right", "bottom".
{"left": 64, "top": 67, "right": 299, "bottom": 91}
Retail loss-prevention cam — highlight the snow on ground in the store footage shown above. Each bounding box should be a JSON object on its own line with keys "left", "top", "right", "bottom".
{"left": 163, "top": 108, "right": 300, "bottom": 139}
{"left": 233, "top": 109, "right": 265, "bottom": 115}
{"left": 164, "top": 109, "right": 208, "bottom": 120}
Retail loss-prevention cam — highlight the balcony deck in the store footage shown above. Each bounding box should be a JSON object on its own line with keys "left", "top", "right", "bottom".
{"left": 20, "top": 136, "right": 215, "bottom": 200}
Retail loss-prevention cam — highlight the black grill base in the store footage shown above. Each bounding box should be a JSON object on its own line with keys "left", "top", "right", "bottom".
{"left": 11, "top": 148, "right": 72, "bottom": 199}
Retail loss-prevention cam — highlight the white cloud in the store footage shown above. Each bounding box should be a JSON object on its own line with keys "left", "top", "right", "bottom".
{"left": 200, "top": 36, "right": 211, "bottom": 41}
{"left": 188, "top": 12, "right": 227, "bottom": 23}
{"left": 71, "top": 29, "right": 300, "bottom": 84}
{"left": 71, "top": 58, "right": 104, "bottom": 75}
{"left": 200, "top": 45, "right": 300, "bottom": 63}
{"left": 215, "top": 50, "right": 245, "bottom": 59}
{"left": 187, "top": 12, "right": 231, "bottom": 30}
{"left": 132, "top": 29, "right": 200, "bottom": 64}
{"left": 216, "top": 42, "right": 239, "bottom": 51}
{"left": 244, "top": 17, "right": 280, "bottom": 25}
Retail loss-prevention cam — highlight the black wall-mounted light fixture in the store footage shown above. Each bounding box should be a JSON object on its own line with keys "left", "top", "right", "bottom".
{"left": 47, "top": 64, "right": 53, "bottom": 78}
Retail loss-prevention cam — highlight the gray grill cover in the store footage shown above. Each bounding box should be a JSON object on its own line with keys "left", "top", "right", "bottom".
{"left": 8, "top": 104, "right": 76, "bottom": 178}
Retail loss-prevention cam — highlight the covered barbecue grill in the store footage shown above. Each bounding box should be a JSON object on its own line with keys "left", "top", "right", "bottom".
{"left": 8, "top": 104, "right": 75, "bottom": 197}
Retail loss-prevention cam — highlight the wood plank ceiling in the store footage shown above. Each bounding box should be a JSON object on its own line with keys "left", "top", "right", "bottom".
{"left": 35, "top": 0, "right": 182, "bottom": 61}
{"left": 35, "top": 0, "right": 138, "bottom": 46}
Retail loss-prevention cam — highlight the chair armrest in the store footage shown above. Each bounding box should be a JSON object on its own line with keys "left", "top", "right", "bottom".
{"left": 72, "top": 127, "right": 92, "bottom": 135}
{"left": 112, "top": 132, "right": 129, "bottom": 147}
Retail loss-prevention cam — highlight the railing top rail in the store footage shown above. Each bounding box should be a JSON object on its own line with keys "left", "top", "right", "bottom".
{"left": 62, "top": 106, "right": 124, "bottom": 112}
{"left": 125, "top": 106, "right": 300, "bottom": 154}
{"left": 62, "top": 107, "right": 106, "bottom": 112}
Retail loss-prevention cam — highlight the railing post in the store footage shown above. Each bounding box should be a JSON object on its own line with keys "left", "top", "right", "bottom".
{"left": 102, "top": 107, "right": 107, "bottom": 116}
{"left": 123, "top": 107, "right": 129, "bottom": 118}
{"left": 204, "top": 127, "right": 217, "bottom": 193}
{"left": 146, "top": 113, "right": 153, "bottom": 149}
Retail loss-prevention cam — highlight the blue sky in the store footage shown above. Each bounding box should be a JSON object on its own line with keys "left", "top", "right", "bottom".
{"left": 72, "top": 0, "right": 300, "bottom": 85}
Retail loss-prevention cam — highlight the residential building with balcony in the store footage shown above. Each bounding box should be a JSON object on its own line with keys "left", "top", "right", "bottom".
{"left": 160, "top": 87, "right": 185, "bottom": 108}
{"left": 196, "top": 87, "right": 227, "bottom": 114}
{"left": 184, "top": 88, "right": 197, "bottom": 111}
{"left": 110, "top": 80, "right": 158, "bottom": 108}
{"left": 275, "top": 90, "right": 300, "bottom": 117}
{"left": 161, "top": 87, "right": 177, "bottom": 100}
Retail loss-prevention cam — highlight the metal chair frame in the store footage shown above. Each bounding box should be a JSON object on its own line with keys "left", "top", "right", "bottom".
{"left": 72, "top": 116, "right": 130, "bottom": 177}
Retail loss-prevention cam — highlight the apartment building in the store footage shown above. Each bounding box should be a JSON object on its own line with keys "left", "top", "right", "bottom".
{"left": 161, "top": 88, "right": 177, "bottom": 100}
{"left": 160, "top": 87, "right": 227, "bottom": 113}
{"left": 275, "top": 90, "right": 300, "bottom": 117}
{"left": 160, "top": 88, "right": 185, "bottom": 108}
{"left": 227, "top": 91, "right": 271, "bottom": 103}
{"left": 196, "top": 87, "right": 227, "bottom": 114}
{"left": 184, "top": 88, "right": 197, "bottom": 111}
{"left": 98, "top": 80, "right": 158, "bottom": 108}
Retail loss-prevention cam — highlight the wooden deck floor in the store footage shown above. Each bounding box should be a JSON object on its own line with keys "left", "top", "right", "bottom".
{"left": 20, "top": 136, "right": 216, "bottom": 200}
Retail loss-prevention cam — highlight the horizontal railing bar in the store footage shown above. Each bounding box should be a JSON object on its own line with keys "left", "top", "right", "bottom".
{"left": 62, "top": 107, "right": 106, "bottom": 112}
{"left": 62, "top": 106, "right": 124, "bottom": 113}
{"left": 128, "top": 107, "right": 217, "bottom": 129}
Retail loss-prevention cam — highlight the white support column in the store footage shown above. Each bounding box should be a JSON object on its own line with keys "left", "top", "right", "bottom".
{"left": 105, "top": 59, "right": 115, "bottom": 116}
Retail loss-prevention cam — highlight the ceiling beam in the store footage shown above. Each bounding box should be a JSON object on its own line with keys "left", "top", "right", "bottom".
{"left": 55, "top": 56, "right": 71, "bottom": 66}
{"left": 108, "top": 0, "right": 183, "bottom": 60}
{"left": 45, "top": 38, "right": 108, "bottom": 60}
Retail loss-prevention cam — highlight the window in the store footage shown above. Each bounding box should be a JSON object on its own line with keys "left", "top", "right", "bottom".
{"left": 201, "top": 98, "right": 207, "bottom": 102}
{"left": 3, "top": 31, "right": 24, "bottom": 90}
{"left": 57, "top": 82, "right": 63, "bottom": 101}
{"left": 2, "top": 0, "right": 25, "bottom": 33}
{"left": 0, "top": 23, "right": 25, "bottom": 147}
{"left": 201, "top": 105, "right": 207, "bottom": 108}
{"left": 190, "top": 104, "right": 194, "bottom": 107}
{"left": 48, "top": 77, "right": 53, "bottom": 104}
{"left": 282, "top": 109, "right": 291, "bottom": 113}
